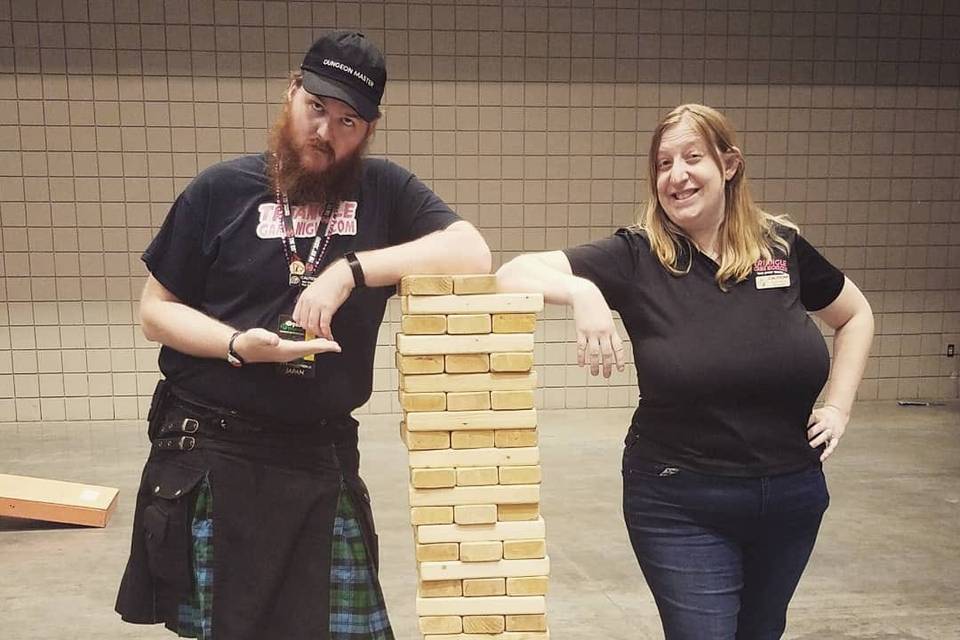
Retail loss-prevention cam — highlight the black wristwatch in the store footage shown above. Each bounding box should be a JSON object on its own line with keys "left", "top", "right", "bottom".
{"left": 343, "top": 251, "right": 366, "bottom": 288}
{"left": 227, "top": 330, "right": 246, "bottom": 367}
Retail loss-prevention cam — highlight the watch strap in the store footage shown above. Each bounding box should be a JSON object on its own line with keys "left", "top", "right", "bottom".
{"left": 227, "top": 330, "right": 246, "bottom": 367}
{"left": 344, "top": 251, "right": 366, "bottom": 288}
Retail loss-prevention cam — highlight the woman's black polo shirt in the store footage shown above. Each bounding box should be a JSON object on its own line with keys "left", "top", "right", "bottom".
{"left": 565, "top": 227, "right": 845, "bottom": 477}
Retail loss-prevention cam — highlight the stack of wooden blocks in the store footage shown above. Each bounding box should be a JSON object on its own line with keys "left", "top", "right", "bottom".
{"left": 396, "top": 274, "right": 549, "bottom": 640}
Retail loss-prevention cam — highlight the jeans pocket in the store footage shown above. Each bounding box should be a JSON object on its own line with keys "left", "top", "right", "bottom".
{"left": 141, "top": 461, "right": 207, "bottom": 593}
{"left": 623, "top": 457, "right": 682, "bottom": 479}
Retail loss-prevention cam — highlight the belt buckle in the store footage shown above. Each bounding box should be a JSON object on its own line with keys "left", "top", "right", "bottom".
{"left": 181, "top": 418, "right": 199, "bottom": 433}
{"left": 180, "top": 436, "right": 196, "bottom": 451}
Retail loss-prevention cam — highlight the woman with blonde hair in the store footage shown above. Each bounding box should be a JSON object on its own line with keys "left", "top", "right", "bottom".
{"left": 497, "top": 104, "right": 874, "bottom": 639}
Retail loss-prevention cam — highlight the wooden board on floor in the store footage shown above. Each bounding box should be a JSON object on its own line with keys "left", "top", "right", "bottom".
{"left": 0, "top": 473, "right": 119, "bottom": 528}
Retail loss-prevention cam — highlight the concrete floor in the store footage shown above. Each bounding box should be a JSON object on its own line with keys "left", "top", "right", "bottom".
{"left": 1, "top": 402, "right": 958, "bottom": 640}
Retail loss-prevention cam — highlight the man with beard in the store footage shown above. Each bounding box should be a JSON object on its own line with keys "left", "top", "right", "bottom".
{"left": 115, "top": 32, "right": 490, "bottom": 640}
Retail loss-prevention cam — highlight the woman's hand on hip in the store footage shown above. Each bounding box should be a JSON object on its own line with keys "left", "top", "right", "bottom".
{"left": 807, "top": 404, "right": 848, "bottom": 462}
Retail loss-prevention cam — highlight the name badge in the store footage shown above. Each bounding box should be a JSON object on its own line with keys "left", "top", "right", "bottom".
{"left": 756, "top": 273, "right": 790, "bottom": 289}
{"left": 276, "top": 314, "right": 316, "bottom": 378}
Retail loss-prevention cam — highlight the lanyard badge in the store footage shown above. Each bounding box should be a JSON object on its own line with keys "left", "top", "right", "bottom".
{"left": 276, "top": 191, "right": 335, "bottom": 288}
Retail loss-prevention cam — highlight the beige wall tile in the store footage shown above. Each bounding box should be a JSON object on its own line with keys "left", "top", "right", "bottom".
{"left": 1, "top": 4, "right": 958, "bottom": 422}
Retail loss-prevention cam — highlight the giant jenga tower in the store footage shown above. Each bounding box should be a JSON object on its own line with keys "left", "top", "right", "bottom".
{"left": 396, "top": 274, "right": 549, "bottom": 640}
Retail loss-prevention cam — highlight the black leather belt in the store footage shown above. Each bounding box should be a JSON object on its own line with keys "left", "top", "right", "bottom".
{"left": 152, "top": 388, "right": 340, "bottom": 452}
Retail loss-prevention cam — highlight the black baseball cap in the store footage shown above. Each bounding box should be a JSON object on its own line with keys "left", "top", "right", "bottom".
{"left": 300, "top": 31, "right": 386, "bottom": 122}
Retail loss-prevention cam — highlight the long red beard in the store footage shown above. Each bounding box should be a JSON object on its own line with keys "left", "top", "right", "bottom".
{"left": 267, "top": 103, "right": 367, "bottom": 205}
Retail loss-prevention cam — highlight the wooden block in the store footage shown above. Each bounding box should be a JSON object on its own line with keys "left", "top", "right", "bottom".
{"left": 506, "top": 615, "right": 547, "bottom": 632}
{"left": 459, "top": 540, "right": 503, "bottom": 562}
{"left": 492, "top": 313, "right": 537, "bottom": 333}
{"left": 402, "top": 371, "right": 537, "bottom": 393}
{"left": 0, "top": 474, "right": 119, "bottom": 528}
{"left": 397, "top": 353, "right": 444, "bottom": 374}
{"left": 419, "top": 615, "right": 463, "bottom": 635}
{"left": 397, "top": 333, "right": 534, "bottom": 356}
{"left": 409, "top": 484, "right": 540, "bottom": 507}
{"left": 417, "top": 517, "right": 546, "bottom": 544}
{"left": 453, "top": 274, "right": 498, "bottom": 294}
{"left": 498, "top": 466, "right": 541, "bottom": 485}
{"left": 446, "top": 391, "right": 490, "bottom": 411}
{"left": 412, "top": 468, "right": 457, "bottom": 489}
{"left": 463, "top": 616, "right": 505, "bottom": 634}
{"left": 494, "top": 429, "right": 538, "bottom": 448}
{"left": 400, "top": 275, "right": 454, "bottom": 295}
{"left": 419, "top": 557, "right": 550, "bottom": 581}
{"left": 419, "top": 579, "right": 463, "bottom": 598}
{"left": 446, "top": 314, "right": 492, "bottom": 334}
{"left": 400, "top": 390, "right": 446, "bottom": 412}
{"left": 503, "top": 539, "right": 546, "bottom": 560}
{"left": 411, "top": 506, "right": 454, "bottom": 525}
{"left": 406, "top": 408, "right": 536, "bottom": 432}
{"left": 463, "top": 578, "right": 506, "bottom": 597}
{"left": 490, "top": 352, "right": 534, "bottom": 372}
{"left": 491, "top": 390, "right": 534, "bottom": 410}
{"left": 445, "top": 354, "right": 489, "bottom": 373}
{"left": 454, "top": 504, "right": 498, "bottom": 525}
{"left": 401, "top": 314, "right": 447, "bottom": 334}
{"left": 409, "top": 447, "right": 540, "bottom": 469}
{"left": 405, "top": 293, "right": 544, "bottom": 315}
{"left": 451, "top": 430, "right": 495, "bottom": 449}
{"left": 456, "top": 467, "right": 499, "bottom": 486}
{"left": 506, "top": 576, "right": 549, "bottom": 596}
{"left": 416, "top": 595, "right": 546, "bottom": 616}
{"left": 497, "top": 503, "right": 540, "bottom": 521}
{"left": 401, "top": 423, "right": 451, "bottom": 450}
{"left": 417, "top": 543, "right": 460, "bottom": 562}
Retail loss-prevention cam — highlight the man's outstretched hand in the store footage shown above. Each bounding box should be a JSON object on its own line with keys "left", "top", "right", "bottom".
{"left": 234, "top": 327, "right": 341, "bottom": 363}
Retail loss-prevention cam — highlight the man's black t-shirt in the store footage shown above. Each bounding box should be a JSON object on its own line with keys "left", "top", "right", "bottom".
{"left": 564, "top": 227, "right": 845, "bottom": 477}
{"left": 143, "top": 153, "right": 459, "bottom": 424}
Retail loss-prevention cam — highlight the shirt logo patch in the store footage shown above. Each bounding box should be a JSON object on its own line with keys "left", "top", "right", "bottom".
{"left": 754, "top": 257, "right": 790, "bottom": 289}
{"left": 256, "top": 201, "right": 358, "bottom": 239}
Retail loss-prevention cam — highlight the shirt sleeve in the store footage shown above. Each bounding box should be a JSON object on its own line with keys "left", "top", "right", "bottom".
{"left": 141, "top": 189, "right": 216, "bottom": 307}
{"left": 387, "top": 163, "right": 461, "bottom": 244}
{"left": 562, "top": 228, "right": 640, "bottom": 312}
{"left": 794, "top": 234, "right": 845, "bottom": 311}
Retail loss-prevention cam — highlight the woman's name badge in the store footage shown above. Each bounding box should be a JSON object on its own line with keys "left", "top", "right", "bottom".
{"left": 756, "top": 273, "right": 790, "bottom": 289}
{"left": 754, "top": 258, "right": 790, "bottom": 289}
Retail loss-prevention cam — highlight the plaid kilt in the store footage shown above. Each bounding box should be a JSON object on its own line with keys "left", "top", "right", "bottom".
{"left": 169, "top": 479, "right": 392, "bottom": 639}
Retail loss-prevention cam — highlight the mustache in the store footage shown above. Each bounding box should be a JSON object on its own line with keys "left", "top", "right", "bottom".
{"left": 307, "top": 139, "right": 334, "bottom": 157}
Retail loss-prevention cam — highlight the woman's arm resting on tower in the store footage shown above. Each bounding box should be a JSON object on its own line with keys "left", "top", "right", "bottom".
{"left": 807, "top": 277, "right": 875, "bottom": 461}
{"left": 496, "top": 251, "right": 626, "bottom": 378}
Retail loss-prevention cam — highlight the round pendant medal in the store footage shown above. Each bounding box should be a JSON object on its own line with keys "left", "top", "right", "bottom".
{"left": 289, "top": 260, "right": 305, "bottom": 275}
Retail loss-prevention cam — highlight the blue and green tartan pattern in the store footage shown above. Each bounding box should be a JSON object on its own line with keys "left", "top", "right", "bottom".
{"left": 329, "top": 487, "right": 395, "bottom": 640}
{"left": 177, "top": 477, "right": 214, "bottom": 639}
{"left": 172, "top": 478, "right": 392, "bottom": 639}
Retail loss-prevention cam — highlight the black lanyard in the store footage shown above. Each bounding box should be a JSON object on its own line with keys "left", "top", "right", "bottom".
{"left": 276, "top": 190, "right": 335, "bottom": 287}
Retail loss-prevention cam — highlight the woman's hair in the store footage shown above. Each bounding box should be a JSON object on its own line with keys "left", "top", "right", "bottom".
{"left": 641, "top": 103, "right": 797, "bottom": 289}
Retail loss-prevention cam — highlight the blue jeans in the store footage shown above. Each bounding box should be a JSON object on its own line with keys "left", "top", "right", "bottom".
{"left": 622, "top": 454, "right": 829, "bottom": 640}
